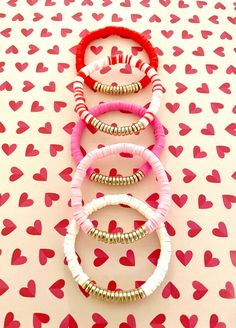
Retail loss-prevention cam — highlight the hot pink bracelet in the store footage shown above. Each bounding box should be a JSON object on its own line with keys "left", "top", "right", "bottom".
{"left": 71, "top": 101, "right": 165, "bottom": 186}
{"left": 71, "top": 143, "right": 171, "bottom": 244}
{"left": 74, "top": 54, "right": 163, "bottom": 135}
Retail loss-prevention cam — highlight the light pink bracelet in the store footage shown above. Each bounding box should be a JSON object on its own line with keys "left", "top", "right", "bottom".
{"left": 71, "top": 143, "right": 171, "bottom": 243}
{"left": 74, "top": 54, "right": 163, "bottom": 135}
{"left": 71, "top": 101, "right": 165, "bottom": 185}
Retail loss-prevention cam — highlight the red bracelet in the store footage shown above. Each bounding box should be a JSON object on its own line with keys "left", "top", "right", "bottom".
{"left": 76, "top": 26, "right": 158, "bottom": 93}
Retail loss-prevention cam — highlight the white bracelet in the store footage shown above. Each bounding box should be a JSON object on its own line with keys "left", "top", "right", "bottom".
{"left": 64, "top": 194, "right": 171, "bottom": 302}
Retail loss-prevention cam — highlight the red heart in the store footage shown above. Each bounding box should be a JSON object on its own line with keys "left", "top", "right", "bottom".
{"left": 107, "top": 280, "right": 118, "bottom": 291}
{"left": 19, "top": 280, "right": 36, "bottom": 297}
{"left": 215, "top": 2, "right": 226, "bottom": 9}
{"left": 159, "top": 0, "right": 170, "bottom": 6}
{"left": 193, "top": 146, "right": 207, "bottom": 158}
{"left": 31, "top": 100, "right": 44, "bottom": 112}
{"left": 43, "top": 81, "right": 55, "bottom": 92}
{"left": 182, "top": 30, "right": 193, "bottom": 39}
{"left": 189, "top": 102, "right": 202, "bottom": 114}
{"left": 33, "top": 12, "right": 44, "bottom": 21}
{"left": 25, "top": 144, "right": 39, "bottom": 156}
{"left": 161, "top": 30, "right": 174, "bottom": 39}
{"left": 9, "top": 166, "right": 24, "bottom": 182}
{"left": 148, "top": 249, "right": 160, "bottom": 265}
{"left": 16, "top": 121, "right": 30, "bottom": 134}
{"left": 201, "top": 30, "right": 213, "bottom": 39}
{"left": 39, "top": 248, "right": 55, "bottom": 265}
{"left": 108, "top": 220, "right": 123, "bottom": 233}
{"left": 36, "top": 62, "right": 48, "bottom": 72}
{"left": 172, "top": 194, "right": 188, "bottom": 208}
{"left": 22, "top": 80, "right": 35, "bottom": 92}
{"left": 40, "top": 28, "right": 52, "bottom": 37}
{"left": 212, "top": 222, "right": 228, "bottom": 237}
{"left": 150, "top": 314, "right": 166, "bottom": 327}
{"left": 192, "top": 46, "right": 204, "bottom": 56}
{"left": 112, "top": 13, "right": 122, "bottom": 22}
{"left": 1, "top": 219, "right": 17, "bottom": 236}
{"left": 162, "top": 282, "right": 180, "bottom": 299}
{"left": 44, "top": 193, "right": 60, "bottom": 207}
{"left": 187, "top": 220, "right": 202, "bottom": 237}
{"left": 204, "top": 250, "right": 220, "bottom": 267}
{"left": 219, "top": 82, "right": 231, "bottom": 94}
{"left": 201, "top": 123, "right": 215, "bottom": 135}
{"left": 94, "top": 248, "right": 109, "bottom": 267}
{"left": 166, "top": 102, "right": 179, "bottom": 113}
{"left": 230, "top": 251, "right": 236, "bottom": 267}
{"left": 192, "top": 280, "right": 208, "bottom": 300}
{"left": 0, "top": 278, "right": 9, "bottom": 296}
{"left": 0, "top": 121, "right": 6, "bottom": 132}
{"left": 209, "top": 15, "right": 219, "bottom": 24}
{"left": 225, "top": 123, "right": 236, "bottom": 136}
{"left": 149, "top": 14, "right": 161, "bottom": 22}
{"left": 146, "top": 193, "right": 159, "bottom": 208}
{"left": 3, "top": 312, "right": 20, "bottom": 328}
{"left": 206, "top": 170, "right": 221, "bottom": 183}
{"left": 182, "top": 168, "right": 196, "bottom": 183}
{"left": 216, "top": 145, "right": 230, "bottom": 158}
{"left": 180, "top": 314, "right": 198, "bottom": 327}
{"left": 220, "top": 31, "right": 232, "bottom": 40}
{"left": 219, "top": 281, "right": 235, "bottom": 299}
{"left": 222, "top": 194, "right": 236, "bottom": 209}
{"left": 176, "top": 250, "right": 193, "bottom": 266}
{"left": 205, "top": 64, "right": 218, "bottom": 74}
{"left": 119, "top": 250, "right": 135, "bottom": 266}
{"left": 50, "top": 144, "right": 64, "bottom": 156}
{"left": 28, "top": 44, "right": 40, "bottom": 55}
{"left": 18, "top": 192, "right": 34, "bottom": 207}
{"left": 15, "top": 62, "right": 28, "bottom": 71}
{"left": 0, "top": 192, "right": 10, "bottom": 206}
{"left": 140, "top": 0, "right": 150, "bottom": 7}
{"left": 165, "top": 221, "right": 176, "bottom": 236}
{"left": 11, "top": 248, "right": 27, "bottom": 265}
{"left": 92, "top": 313, "right": 108, "bottom": 328}
{"left": 33, "top": 313, "right": 50, "bottom": 327}
{"left": 214, "top": 46, "right": 225, "bottom": 57}
{"left": 49, "top": 279, "right": 65, "bottom": 298}
{"left": 196, "top": 83, "right": 209, "bottom": 93}
{"left": 72, "top": 12, "right": 82, "bottom": 21}
{"left": 173, "top": 46, "right": 184, "bottom": 56}
{"left": 209, "top": 314, "right": 226, "bottom": 328}
{"left": 176, "top": 82, "right": 187, "bottom": 93}
{"left": 170, "top": 14, "right": 180, "bottom": 23}
{"left": 47, "top": 45, "right": 59, "bottom": 55}
{"left": 33, "top": 168, "right": 47, "bottom": 181}
{"left": 168, "top": 145, "right": 183, "bottom": 157}
{"left": 6, "top": 45, "right": 18, "bottom": 54}
{"left": 185, "top": 64, "right": 197, "bottom": 74}
{"left": 92, "top": 13, "right": 104, "bottom": 21}
{"left": 0, "top": 81, "right": 12, "bottom": 91}
{"left": 179, "top": 123, "right": 192, "bottom": 136}
{"left": 63, "top": 122, "right": 75, "bottom": 134}
{"left": 2, "top": 143, "right": 17, "bottom": 155}
{"left": 54, "top": 219, "right": 69, "bottom": 236}
{"left": 198, "top": 194, "right": 213, "bottom": 209}
{"left": 38, "top": 122, "right": 52, "bottom": 134}
{"left": 119, "top": 314, "right": 136, "bottom": 328}
{"left": 59, "top": 167, "right": 73, "bottom": 181}
{"left": 210, "top": 102, "right": 223, "bottom": 113}
{"left": 26, "top": 220, "right": 42, "bottom": 235}
{"left": 51, "top": 13, "right": 62, "bottom": 21}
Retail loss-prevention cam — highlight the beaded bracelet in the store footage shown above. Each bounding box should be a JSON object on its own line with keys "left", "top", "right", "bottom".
{"left": 71, "top": 101, "right": 165, "bottom": 185}
{"left": 71, "top": 143, "right": 171, "bottom": 242}
{"left": 76, "top": 26, "right": 158, "bottom": 94}
{"left": 74, "top": 54, "right": 163, "bottom": 133}
{"left": 64, "top": 195, "right": 171, "bottom": 302}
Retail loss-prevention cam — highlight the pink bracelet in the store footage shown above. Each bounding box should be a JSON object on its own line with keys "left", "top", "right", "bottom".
{"left": 71, "top": 143, "right": 171, "bottom": 243}
{"left": 71, "top": 101, "right": 165, "bottom": 185}
{"left": 74, "top": 54, "right": 163, "bottom": 135}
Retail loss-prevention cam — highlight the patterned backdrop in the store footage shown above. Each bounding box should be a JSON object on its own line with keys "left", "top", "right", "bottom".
{"left": 0, "top": 0, "right": 235, "bottom": 327}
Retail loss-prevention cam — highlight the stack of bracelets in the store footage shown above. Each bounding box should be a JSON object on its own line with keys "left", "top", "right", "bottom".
{"left": 64, "top": 26, "right": 171, "bottom": 303}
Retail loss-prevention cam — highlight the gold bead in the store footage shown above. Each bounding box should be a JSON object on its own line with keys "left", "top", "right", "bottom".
{"left": 113, "top": 234, "right": 118, "bottom": 244}
{"left": 135, "top": 228, "right": 142, "bottom": 239}
{"left": 133, "top": 174, "right": 139, "bottom": 183}
{"left": 129, "top": 176, "right": 135, "bottom": 184}
{"left": 128, "top": 232, "right": 134, "bottom": 243}
{"left": 131, "top": 123, "right": 138, "bottom": 132}
{"left": 138, "top": 288, "right": 145, "bottom": 299}
{"left": 102, "top": 289, "right": 107, "bottom": 300}
{"left": 101, "top": 231, "right": 107, "bottom": 242}
{"left": 94, "top": 81, "right": 98, "bottom": 91}
{"left": 112, "top": 177, "right": 116, "bottom": 185}
{"left": 94, "top": 286, "right": 100, "bottom": 297}
{"left": 98, "top": 288, "right": 104, "bottom": 299}
{"left": 104, "top": 232, "right": 110, "bottom": 243}
{"left": 113, "top": 127, "right": 118, "bottom": 136}
{"left": 101, "top": 175, "right": 106, "bottom": 184}
{"left": 93, "top": 173, "right": 99, "bottom": 182}
{"left": 88, "top": 227, "right": 95, "bottom": 236}
{"left": 122, "top": 291, "right": 128, "bottom": 302}
{"left": 126, "top": 291, "right": 132, "bottom": 301}
{"left": 82, "top": 279, "right": 90, "bottom": 290}
{"left": 106, "top": 290, "right": 111, "bottom": 301}
{"left": 110, "top": 126, "right": 115, "bottom": 135}
{"left": 124, "top": 233, "right": 130, "bottom": 243}
{"left": 96, "top": 121, "right": 102, "bottom": 129}
{"left": 118, "top": 291, "right": 124, "bottom": 302}
{"left": 110, "top": 291, "right": 115, "bottom": 302}
{"left": 121, "top": 126, "right": 126, "bottom": 135}
{"left": 130, "top": 290, "right": 136, "bottom": 301}
{"left": 99, "top": 123, "right": 105, "bottom": 131}
{"left": 90, "top": 285, "right": 96, "bottom": 295}
{"left": 108, "top": 176, "right": 113, "bottom": 185}
{"left": 109, "top": 233, "right": 114, "bottom": 244}
{"left": 116, "top": 232, "right": 121, "bottom": 243}
{"left": 104, "top": 176, "right": 109, "bottom": 185}
{"left": 97, "top": 230, "right": 103, "bottom": 241}
{"left": 85, "top": 281, "right": 94, "bottom": 293}
{"left": 93, "top": 229, "right": 99, "bottom": 239}
{"left": 115, "top": 177, "right": 120, "bottom": 186}
{"left": 135, "top": 289, "right": 140, "bottom": 300}
{"left": 132, "top": 230, "right": 139, "bottom": 241}
{"left": 97, "top": 83, "right": 102, "bottom": 92}
{"left": 128, "top": 126, "right": 133, "bottom": 135}
{"left": 119, "top": 177, "right": 123, "bottom": 186}
{"left": 120, "top": 233, "right": 125, "bottom": 244}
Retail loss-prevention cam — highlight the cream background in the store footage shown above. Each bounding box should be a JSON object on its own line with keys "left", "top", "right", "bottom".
{"left": 0, "top": 0, "right": 235, "bottom": 327}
